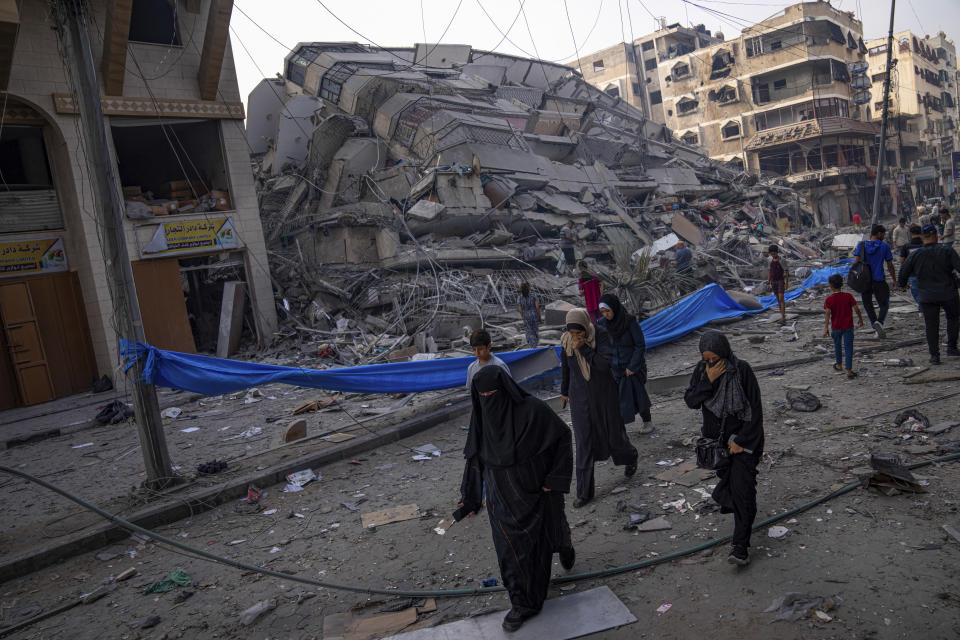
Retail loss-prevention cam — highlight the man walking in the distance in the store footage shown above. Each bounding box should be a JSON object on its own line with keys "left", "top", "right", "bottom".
{"left": 899, "top": 224, "right": 924, "bottom": 312}
{"left": 559, "top": 221, "right": 578, "bottom": 276}
{"left": 898, "top": 224, "right": 960, "bottom": 365}
{"left": 892, "top": 218, "right": 911, "bottom": 254}
{"left": 853, "top": 224, "right": 897, "bottom": 339}
{"left": 941, "top": 209, "right": 955, "bottom": 249}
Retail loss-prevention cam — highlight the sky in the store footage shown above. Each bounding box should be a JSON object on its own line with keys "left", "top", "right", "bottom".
{"left": 228, "top": 0, "right": 960, "bottom": 105}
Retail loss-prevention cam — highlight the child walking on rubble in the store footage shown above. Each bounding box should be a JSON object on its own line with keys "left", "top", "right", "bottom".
{"left": 767, "top": 245, "right": 789, "bottom": 324}
{"left": 823, "top": 274, "right": 864, "bottom": 379}
{"left": 465, "top": 329, "right": 511, "bottom": 389}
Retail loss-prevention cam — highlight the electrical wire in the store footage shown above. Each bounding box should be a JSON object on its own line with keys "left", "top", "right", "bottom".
{"left": 3, "top": 452, "right": 958, "bottom": 597}
{"left": 474, "top": 0, "right": 605, "bottom": 64}
{"left": 233, "top": 2, "right": 462, "bottom": 82}
{"left": 562, "top": 0, "right": 586, "bottom": 77}
{"left": 311, "top": 0, "right": 464, "bottom": 70}
{"left": 470, "top": 0, "right": 527, "bottom": 62}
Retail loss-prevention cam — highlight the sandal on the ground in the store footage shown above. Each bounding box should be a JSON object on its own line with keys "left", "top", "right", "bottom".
{"left": 833, "top": 363, "right": 843, "bottom": 372}
{"left": 846, "top": 371, "right": 858, "bottom": 379}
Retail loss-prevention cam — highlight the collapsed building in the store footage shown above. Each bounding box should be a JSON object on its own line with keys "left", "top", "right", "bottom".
{"left": 246, "top": 42, "right": 837, "bottom": 364}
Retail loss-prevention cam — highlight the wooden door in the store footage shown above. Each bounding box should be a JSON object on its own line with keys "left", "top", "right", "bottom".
{"left": 0, "top": 282, "right": 55, "bottom": 405}
{"left": 132, "top": 258, "right": 197, "bottom": 353}
{"left": 28, "top": 272, "right": 99, "bottom": 397}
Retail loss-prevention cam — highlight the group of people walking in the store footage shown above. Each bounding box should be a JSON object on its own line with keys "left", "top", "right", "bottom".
{"left": 460, "top": 288, "right": 764, "bottom": 631}
{"left": 857, "top": 213, "right": 960, "bottom": 365}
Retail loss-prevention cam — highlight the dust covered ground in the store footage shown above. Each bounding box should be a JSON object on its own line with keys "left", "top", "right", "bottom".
{"left": 1, "top": 305, "right": 960, "bottom": 639}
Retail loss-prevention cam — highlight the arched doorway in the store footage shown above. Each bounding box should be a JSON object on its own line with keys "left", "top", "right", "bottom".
{"left": 0, "top": 95, "right": 99, "bottom": 407}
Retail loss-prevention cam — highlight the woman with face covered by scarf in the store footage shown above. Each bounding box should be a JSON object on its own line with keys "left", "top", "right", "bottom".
{"left": 597, "top": 293, "right": 654, "bottom": 434}
{"left": 560, "top": 308, "right": 638, "bottom": 508}
{"left": 459, "top": 367, "right": 574, "bottom": 632}
{"left": 684, "top": 331, "right": 764, "bottom": 566}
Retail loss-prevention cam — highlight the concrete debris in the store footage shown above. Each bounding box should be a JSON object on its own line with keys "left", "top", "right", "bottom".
{"left": 764, "top": 593, "right": 839, "bottom": 623}
{"left": 244, "top": 42, "right": 864, "bottom": 365}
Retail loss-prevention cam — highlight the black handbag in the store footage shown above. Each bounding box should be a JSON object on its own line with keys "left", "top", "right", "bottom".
{"left": 695, "top": 417, "right": 731, "bottom": 470}
{"left": 846, "top": 241, "right": 873, "bottom": 294}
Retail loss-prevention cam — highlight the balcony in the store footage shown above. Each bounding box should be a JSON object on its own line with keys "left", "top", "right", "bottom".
{"left": 745, "top": 116, "right": 878, "bottom": 151}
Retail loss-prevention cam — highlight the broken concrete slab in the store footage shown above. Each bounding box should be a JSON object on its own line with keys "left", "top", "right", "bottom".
{"left": 406, "top": 200, "right": 445, "bottom": 221}
{"left": 384, "top": 586, "right": 636, "bottom": 640}
{"left": 636, "top": 517, "right": 672, "bottom": 532}
{"left": 654, "top": 459, "right": 714, "bottom": 487}
{"left": 544, "top": 300, "right": 576, "bottom": 326}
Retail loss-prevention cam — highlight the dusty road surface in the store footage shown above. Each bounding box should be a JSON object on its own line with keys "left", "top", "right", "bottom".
{"left": 1, "top": 307, "right": 960, "bottom": 639}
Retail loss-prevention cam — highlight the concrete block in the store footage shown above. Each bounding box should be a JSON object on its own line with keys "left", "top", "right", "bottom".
{"left": 544, "top": 300, "right": 576, "bottom": 326}
{"left": 216, "top": 282, "right": 246, "bottom": 358}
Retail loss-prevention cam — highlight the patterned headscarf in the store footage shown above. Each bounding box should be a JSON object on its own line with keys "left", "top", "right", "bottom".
{"left": 561, "top": 308, "right": 596, "bottom": 382}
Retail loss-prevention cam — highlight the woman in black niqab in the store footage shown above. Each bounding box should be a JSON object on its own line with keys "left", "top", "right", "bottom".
{"left": 684, "top": 331, "right": 764, "bottom": 567}
{"left": 460, "top": 367, "right": 574, "bottom": 632}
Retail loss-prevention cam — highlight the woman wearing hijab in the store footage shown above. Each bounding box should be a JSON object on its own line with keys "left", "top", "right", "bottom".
{"left": 459, "top": 367, "right": 575, "bottom": 632}
{"left": 516, "top": 282, "right": 542, "bottom": 348}
{"left": 560, "top": 308, "right": 638, "bottom": 508}
{"left": 684, "top": 331, "right": 764, "bottom": 566}
{"left": 597, "top": 293, "right": 654, "bottom": 435}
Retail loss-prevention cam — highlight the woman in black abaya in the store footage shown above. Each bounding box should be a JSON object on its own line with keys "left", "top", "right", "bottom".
{"left": 597, "top": 293, "right": 654, "bottom": 434}
{"left": 684, "top": 331, "right": 764, "bottom": 566}
{"left": 561, "top": 308, "right": 638, "bottom": 507}
{"left": 459, "top": 367, "right": 575, "bottom": 632}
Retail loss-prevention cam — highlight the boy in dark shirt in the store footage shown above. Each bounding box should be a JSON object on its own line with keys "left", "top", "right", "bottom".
{"left": 768, "top": 245, "right": 789, "bottom": 324}
{"left": 823, "top": 274, "right": 864, "bottom": 378}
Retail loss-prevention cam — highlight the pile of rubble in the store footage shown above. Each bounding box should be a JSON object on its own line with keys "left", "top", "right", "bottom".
{"left": 247, "top": 42, "right": 854, "bottom": 364}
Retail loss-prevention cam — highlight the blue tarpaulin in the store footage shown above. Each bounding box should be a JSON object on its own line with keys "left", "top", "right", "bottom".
{"left": 123, "top": 263, "right": 850, "bottom": 395}
{"left": 121, "top": 342, "right": 553, "bottom": 395}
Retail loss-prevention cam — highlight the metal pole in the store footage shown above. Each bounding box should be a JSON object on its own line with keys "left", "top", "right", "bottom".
{"left": 869, "top": 0, "right": 897, "bottom": 230}
{"left": 53, "top": 0, "right": 175, "bottom": 489}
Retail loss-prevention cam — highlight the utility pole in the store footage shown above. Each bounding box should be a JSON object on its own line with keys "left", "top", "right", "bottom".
{"left": 52, "top": 0, "right": 175, "bottom": 490}
{"left": 869, "top": 0, "right": 897, "bottom": 229}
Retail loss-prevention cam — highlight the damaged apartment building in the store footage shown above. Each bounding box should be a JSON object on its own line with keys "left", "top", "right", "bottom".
{"left": 578, "top": 1, "right": 884, "bottom": 226}
{"left": 866, "top": 30, "right": 960, "bottom": 201}
{"left": 0, "top": 0, "right": 277, "bottom": 408}
{"left": 247, "top": 38, "right": 809, "bottom": 351}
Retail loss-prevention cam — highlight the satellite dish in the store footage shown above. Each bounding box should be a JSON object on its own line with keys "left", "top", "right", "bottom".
{"left": 848, "top": 60, "right": 869, "bottom": 76}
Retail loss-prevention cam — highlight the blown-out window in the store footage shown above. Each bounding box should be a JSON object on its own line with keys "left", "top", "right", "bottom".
{"left": 676, "top": 98, "right": 698, "bottom": 115}
{"left": 721, "top": 121, "right": 741, "bottom": 139}
{"left": 129, "top": 0, "right": 180, "bottom": 45}
{"left": 319, "top": 64, "right": 358, "bottom": 104}
{"left": 0, "top": 126, "right": 62, "bottom": 233}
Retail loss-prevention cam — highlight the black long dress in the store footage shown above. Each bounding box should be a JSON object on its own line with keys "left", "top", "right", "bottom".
{"left": 561, "top": 326, "right": 639, "bottom": 501}
{"left": 597, "top": 308, "right": 652, "bottom": 424}
{"left": 684, "top": 356, "right": 764, "bottom": 550}
{"left": 460, "top": 368, "right": 573, "bottom": 618}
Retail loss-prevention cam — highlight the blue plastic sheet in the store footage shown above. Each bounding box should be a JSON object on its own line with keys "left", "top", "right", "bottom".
{"left": 121, "top": 341, "right": 556, "bottom": 395}
{"left": 124, "top": 263, "right": 851, "bottom": 395}
{"left": 755, "top": 262, "right": 852, "bottom": 307}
